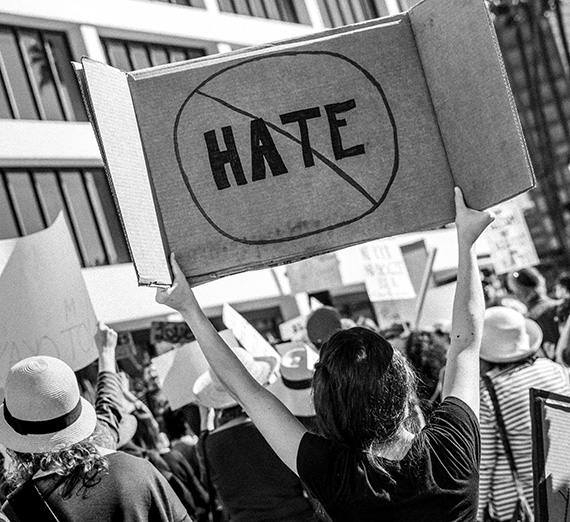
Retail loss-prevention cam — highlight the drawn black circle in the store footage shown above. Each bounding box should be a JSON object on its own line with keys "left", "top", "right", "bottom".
{"left": 173, "top": 50, "right": 399, "bottom": 245}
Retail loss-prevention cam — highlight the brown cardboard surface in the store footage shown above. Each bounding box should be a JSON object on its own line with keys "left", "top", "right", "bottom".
{"left": 79, "top": 59, "right": 171, "bottom": 286}
{"left": 80, "top": 0, "right": 534, "bottom": 286}
{"left": 409, "top": 0, "right": 534, "bottom": 209}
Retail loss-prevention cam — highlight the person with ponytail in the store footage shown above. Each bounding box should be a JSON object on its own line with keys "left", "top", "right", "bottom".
{"left": 156, "top": 187, "right": 494, "bottom": 522}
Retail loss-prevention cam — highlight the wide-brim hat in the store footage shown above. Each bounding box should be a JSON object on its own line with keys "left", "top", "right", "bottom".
{"left": 0, "top": 356, "right": 97, "bottom": 454}
{"left": 480, "top": 306, "right": 543, "bottom": 363}
{"left": 193, "top": 347, "right": 278, "bottom": 409}
{"left": 267, "top": 344, "right": 317, "bottom": 417}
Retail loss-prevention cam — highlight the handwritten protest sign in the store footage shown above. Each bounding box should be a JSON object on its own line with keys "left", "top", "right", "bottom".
{"left": 152, "top": 329, "right": 238, "bottom": 409}
{"left": 360, "top": 240, "right": 416, "bottom": 302}
{"left": 0, "top": 214, "right": 98, "bottom": 389}
{"left": 485, "top": 203, "right": 539, "bottom": 275}
{"left": 531, "top": 388, "right": 570, "bottom": 522}
{"left": 279, "top": 315, "right": 307, "bottom": 342}
{"left": 76, "top": 0, "right": 533, "bottom": 287}
{"left": 222, "top": 304, "right": 278, "bottom": 358}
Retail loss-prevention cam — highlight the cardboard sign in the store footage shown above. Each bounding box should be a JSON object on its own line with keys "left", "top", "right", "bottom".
{"left": 531, "top": 388, "right": 570, "bottom": 522}
{"left": 361, "top": 240, "right": 416, "bottom": 302}
{"left": 76, "top": 0, "right": 534, "bottom": 287}
{"left": 150, "top": 321, "right": 194, "bottom": 346}
{"left": 485, "top": 203, "right": 539, "bottom": 275}
{"left": 286, "top": 253, "right": 343, "bottom": 294}
{"left": 152, "top": 329, "right": 238, "bottom": 409}
{"left": 279, "top": 315, "right": 307, "bottom": 342}
{"left": 222, "top": 303, "right": 278, "bottom": 358}
{"left": 0, "top": 214, "right": 98, "bottom": 388}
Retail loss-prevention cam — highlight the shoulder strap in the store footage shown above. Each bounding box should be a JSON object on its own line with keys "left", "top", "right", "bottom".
{"left": 482, "top": 374, "right": 527, "bottom": 500}
{"left": 196, "top": 431, "right": 220, "bottom": 521}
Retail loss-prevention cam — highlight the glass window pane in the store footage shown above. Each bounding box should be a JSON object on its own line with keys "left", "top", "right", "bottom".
{"left": 33, "top": 170, "right": 66, "bottom": 224}
{"left": 19, "top": 29, "right": 65, "bottom": 120}
{"left": 149, "top": 46, "right": 169, "bottom": 67}
{"left": 0, "top": 174, "right": 19, "bottom": 238}
{"left": 249, "top": 0, "right": 267, "bottom": 18}
{"left": 129, "top": 43, "right": 152, "bottom": 70}
{"left": 43, "top": 32, "right": 87, "bottom": 121}
{"left": 185, "top": 48, "right": 206, "bottom": 60}
{"left": 6, "top": 171, "right": 45, "bottom": 235}
{"left": 264, "top": 1, "right": 281, "bottom": 20}
{"left": 104, "top": 40, "right": 133, "bottom": 71}
{"left": 232, "top": 0, "right": 252, "bottom": 15}
{"left": 60, "top": 171, "right": 107, "bottom": 267}
{"left": 218, "top": 0, "right": 235, "bottom": 13}
{"left": 168, "top": 49, "right": 187, "bottom": 63}
{"left": 0, "top": 27, "right": 38, "bottom": 119}
{"left": 277, "top": 1, "right": 299, "bottom": 22}
{"left": 0, "top": 75, "right": 12, "bottom": 118}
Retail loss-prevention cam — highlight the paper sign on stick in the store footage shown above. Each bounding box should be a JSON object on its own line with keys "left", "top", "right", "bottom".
{"left": 152, "top": 329, "right": 238, "bottom": 410}
{"left": 76, "top": 0, "right": 534, "bottom": 288}
{"left": 485, "top": 204, "right": 539, "bottom": 275}
{"left": 361, "top": 240, "right": 416, "bottom": 302}
{"left": 287, "top": 254, "right": 343, "bottom": 294}
{"left": 222, "top": 304, "right": 277, "bottom": 358}
{"left": 530, "top": 388, "right": 570, "bottom": 522}
{"left": 0, "top": 214, "right": 98, "bottom": 388}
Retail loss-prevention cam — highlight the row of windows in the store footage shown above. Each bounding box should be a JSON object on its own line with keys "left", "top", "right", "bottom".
{"left": 0, "top": 168, "right": 130, "bottom": 267}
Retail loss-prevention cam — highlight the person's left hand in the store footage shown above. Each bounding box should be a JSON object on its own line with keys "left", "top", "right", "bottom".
{"left": 95, "top": 322, "right": 118, "bottom": 354}
{"left": 155, "top": 253, "right": 194, "bottom": 313}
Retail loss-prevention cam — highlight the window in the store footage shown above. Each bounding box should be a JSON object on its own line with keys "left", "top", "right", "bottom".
{"left": 217, "top": 0, "right": 310, "bottom": 24}
{"left": 0, "top": 25, "right": 87, "bottom": 121}
{"left": 317, "top": 0, "right": 390, "bottom": 27}
{"left": 0, "top": 168, "right": 130, "bottom": 267}
{"left": 147, "top": 0, "right": 206, "bottom": 6}
{"left": 102, "top": 38, "right": 207, "bottom": 72}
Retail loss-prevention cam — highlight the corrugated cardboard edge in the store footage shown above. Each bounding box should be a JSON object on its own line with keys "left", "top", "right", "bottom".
{"left": 409, "top": 0, "right": 535, "bottom": 210}
{"left": 75, "top": 58, "right": 172, "bottom": 287}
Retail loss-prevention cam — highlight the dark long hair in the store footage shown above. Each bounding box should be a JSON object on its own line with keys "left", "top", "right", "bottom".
{"left": 313, "top": 327, "right": 421, "bottom": 479}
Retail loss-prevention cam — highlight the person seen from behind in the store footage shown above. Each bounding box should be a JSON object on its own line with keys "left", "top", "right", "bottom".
{"left": 155, "top": 187, "right": 493, "bottom": 522}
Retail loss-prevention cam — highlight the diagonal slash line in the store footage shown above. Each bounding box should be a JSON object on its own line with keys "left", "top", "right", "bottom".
{"left": 195, "top": 89, "right": 378, "bottom": 206}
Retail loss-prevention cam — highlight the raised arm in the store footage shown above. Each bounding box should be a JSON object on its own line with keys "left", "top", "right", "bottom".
{"left": 441, "top": 187, "right": 494, "bottom": 418}
{"left": 156, "top": 258, "right": 307, "bottom": 474}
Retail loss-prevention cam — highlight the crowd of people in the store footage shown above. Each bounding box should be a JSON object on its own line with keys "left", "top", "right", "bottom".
{"left": 1, "top": 189, "right": 570, "bottom": 521}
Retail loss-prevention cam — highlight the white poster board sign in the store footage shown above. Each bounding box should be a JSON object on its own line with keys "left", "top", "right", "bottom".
{"left": 0, "top": 214, "right": 98, "bottom": 389}
{"left": 222, "top": 304, "right": 277, "bottom": 358}
{"left": 152, "top": 329, "right": 238, "bottom": 410}
{"left": 360, "top": 240, "right": 416, "bottom": 302}
{"left": 485, "top": 204, "right": 539, "bottom": 275}
{"left": 286, "top": 254, "right": 343, "bottom": 294}
{"left": 279, "top": 315, "right": 307, "bottom": 342}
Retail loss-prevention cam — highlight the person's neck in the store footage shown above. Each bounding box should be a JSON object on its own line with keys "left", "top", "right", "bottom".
{"left": 374, "top": 428, "right": 416, "bottom": 461}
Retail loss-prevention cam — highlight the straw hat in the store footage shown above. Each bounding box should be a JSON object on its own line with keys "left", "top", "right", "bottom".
{"left": 480, "top": 306, "right": 543, "bottom": 363}
{"left": 0, "top": 356, "right": 97, "bottom": 454}
{"left": 193, "top": 347, "right": 278, "bottom": 409}
{"left": 267, "top": 344, "right": 317, "bottom": 417}
{"left": 306, "top": 307, "right": 342, "bottom": 347}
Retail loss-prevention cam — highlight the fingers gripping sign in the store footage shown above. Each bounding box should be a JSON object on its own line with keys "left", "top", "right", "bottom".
{"left": 454, "top": 187, "right": 495, "bottom": 246}
{"left": 155, "top": 254, "right": 195, "bottom": 313}
{"left": 95, "top": 322, "right": 118, "bottom": 354}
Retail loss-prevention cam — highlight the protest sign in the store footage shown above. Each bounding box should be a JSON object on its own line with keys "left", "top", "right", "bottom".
{"left": 286, "top": 253, "right": 343, "bottom": 294}
{"left": 152, "top": 329, "right": 238, "bottom": 409}
{"left": 361, "top": 240, "right": 416, "bottom": 302}
{"left": 279, "top": 315, "right": 307, "bottom": 342}
{"left": 531, "top": 388, "right": 570, "bottom": 522}
{"left": 485, "top": 203, "right": 539, "bottom": 275}
{"left": 222, "top": 304, "right": 277, "bottom": 358}
{"left": 76, "top": 0, "right": 534, "bottom": 287}
{"left": 0, "top": 214, "right": 98, "bottom": 388}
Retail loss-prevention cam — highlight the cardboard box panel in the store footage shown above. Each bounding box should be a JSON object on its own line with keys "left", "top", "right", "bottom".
{"left": 409, "top": 0, "right": 534, "bottom": 209}
{"left": 78, "top": 59, "right": 171, "bottom": 286}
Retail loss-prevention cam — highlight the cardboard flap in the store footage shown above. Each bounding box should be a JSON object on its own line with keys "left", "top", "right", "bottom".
{"left": 409, "top": 0, "right": 535, "bottom": 209}
{"left": 78, "top": 58, "right": 171, "bottom": 286}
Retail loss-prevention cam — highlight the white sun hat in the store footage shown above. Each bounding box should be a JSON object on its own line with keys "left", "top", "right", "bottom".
{"left": 267, "top": 343, "right": 318, "bottom": 417}
{"left": 480, "top": 306, "right": 543, "bottom": 363}
{"left": 193, "top": 347, "right": 278, "bottom": 409}
{"left": 0, "top": 356, "right": 97, "bottom": 454}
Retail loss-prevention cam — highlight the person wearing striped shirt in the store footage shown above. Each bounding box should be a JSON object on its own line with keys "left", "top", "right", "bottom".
{"left": 478, "top": 306, "right": 570, "bottom": 522}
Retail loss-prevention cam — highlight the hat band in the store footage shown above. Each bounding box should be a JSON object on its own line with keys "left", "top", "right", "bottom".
{"left": 282, "top": 376, "right": 312, "bottom": 390}
{"left": 3, "top": 399, "right": 82, "bottom": 435}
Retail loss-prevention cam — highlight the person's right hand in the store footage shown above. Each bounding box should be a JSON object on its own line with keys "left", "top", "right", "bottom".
{"left": 155, "top": 253, "right": 195, "bottom": 313}
{"left": 95, "top": 322, "right": 118, "bottom": 354}
{"left": 454, "top": 187, "right": 494, "bottom": 246}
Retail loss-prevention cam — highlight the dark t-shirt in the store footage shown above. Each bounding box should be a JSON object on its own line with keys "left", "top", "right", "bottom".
{"left": 3, "top": 451, "right": 191, "bottom": 522}
{"left": 297, "top": 397, "right": 480, "bottom": 522}
{"left": 204, "top": 420, "right": 315, "bottom": 522}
